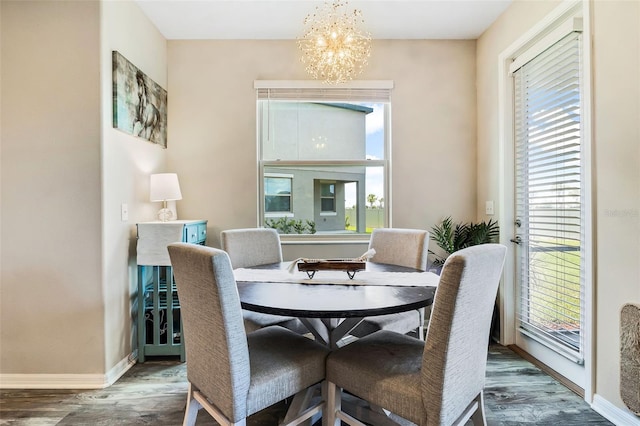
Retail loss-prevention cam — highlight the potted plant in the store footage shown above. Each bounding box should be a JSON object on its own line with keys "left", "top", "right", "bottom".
{"left": 429, "top": 216, "right": 501, "bottom": 342}
{"left": 429, "top": 216, "right": 500, "bottom": 268}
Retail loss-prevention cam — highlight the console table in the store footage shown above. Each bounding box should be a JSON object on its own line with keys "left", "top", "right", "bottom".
{"left": 136, "top": 220, "right": 207, "bottom": 362}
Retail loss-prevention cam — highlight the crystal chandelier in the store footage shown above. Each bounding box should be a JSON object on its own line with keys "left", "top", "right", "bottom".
{"left": 297, "top": 1, "right": 372, "bottom": 84}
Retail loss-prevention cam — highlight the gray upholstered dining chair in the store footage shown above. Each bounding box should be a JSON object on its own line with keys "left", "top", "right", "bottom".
{"left": 221, "top": 227, "right": 283, "bottom": 269}
{"left": 325, "top": 244, "right": 507, "bottom": 426}
{"left": 351, "top": 228, "right": 430, "bottom": 340}
{"left": 167, "top": 243, "right": 330, "bottom": 426}
{"left": 221, "top": 228, "right": 305, "bottom": 334}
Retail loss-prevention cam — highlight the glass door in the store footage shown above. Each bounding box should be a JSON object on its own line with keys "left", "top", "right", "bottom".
{"left": 512, "top": 31, "right": 586, "bottom": 388}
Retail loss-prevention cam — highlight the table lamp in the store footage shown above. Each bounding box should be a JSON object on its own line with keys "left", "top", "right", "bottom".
{"left": 150, "top": 173, "right": 182, "bottom": 221}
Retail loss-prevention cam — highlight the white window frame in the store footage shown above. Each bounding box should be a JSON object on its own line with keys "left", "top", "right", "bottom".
{"left": 264, "top": 173, "right": 294, "bottom": 218}
{"left": 255, "top": 80, "right": 393, "bottom": 241}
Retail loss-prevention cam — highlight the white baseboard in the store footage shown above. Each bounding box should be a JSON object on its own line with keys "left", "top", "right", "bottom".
{"left": 105, "top": 352, "right": 137, "bottom": 386}
{"left": 592, "top": 394, "right": 640, "bottom": 426}
{"left": 0, "top": 353, "right": 135, "bottom": 389}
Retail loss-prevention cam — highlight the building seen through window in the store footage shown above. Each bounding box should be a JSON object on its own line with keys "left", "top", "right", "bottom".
{"left": 258, "top": 91, "right": 390, "bottom": 236}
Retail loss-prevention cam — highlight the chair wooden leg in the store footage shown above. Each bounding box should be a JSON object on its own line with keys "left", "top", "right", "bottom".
{"left": 324, "top": 381, "right": 341, "bottom": 426}
{"left": 282, "top": 385, "right": 324, "bottom": 426}
{"left": 470, "top": 393, "right": 487, "bottom": 426}
{"left": 189, "top": 384, "right": 248, "bottom": 426}
{"left": 183, "top": 383, "right": 201, "bottom": 426}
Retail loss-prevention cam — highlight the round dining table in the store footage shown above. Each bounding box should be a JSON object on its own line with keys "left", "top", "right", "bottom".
{"left": 236, "top": 262, "right": 438, "bottom": 348}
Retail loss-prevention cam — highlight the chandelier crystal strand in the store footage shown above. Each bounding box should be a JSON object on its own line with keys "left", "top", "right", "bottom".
{"left": 298, "top": 1, "right": 372, "bottom": 84}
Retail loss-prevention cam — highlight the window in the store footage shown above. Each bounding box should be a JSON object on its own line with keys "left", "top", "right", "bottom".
{"left": 256, "top": 81, "right": 392, "bottom": 236}
{"left": 264, "top": 174, "right": 292, "bottom": 214}
{"left": 320, "top": 183, "right": 336, "bottom": 213}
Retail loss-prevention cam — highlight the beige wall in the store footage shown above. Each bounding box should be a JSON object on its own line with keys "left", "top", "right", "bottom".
{"left": 1, "top": 0, "right": 168, "bottom": 381}
{"left": 167, "top": 39, "right": 478, "bottom": 257}
{"left": 4, "top": 4, "right": 636, "bottom": 420}
{"left": 1, "top": 1, "right": 103, "bottom": 374}
{"left": 476, "top": 0, "right": 561, "bottom": 220}
{"left": 591, "top": 0, "right": 640, "bottom": 413}
{"left": 0, "top": 1, "right": 478, "bottom": 380}
{"left": 1, "top": 0, "right": 477, "bottom": 378}
{"left": 100, "top": 0, "right": 168, "bottom": 373}
{"left": 477, "top": 0, "right": 640, "bottom": 416}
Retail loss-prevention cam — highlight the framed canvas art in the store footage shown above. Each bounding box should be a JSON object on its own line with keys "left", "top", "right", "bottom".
{"left": 112, "top": 51, "right": 167, "bottom": 148}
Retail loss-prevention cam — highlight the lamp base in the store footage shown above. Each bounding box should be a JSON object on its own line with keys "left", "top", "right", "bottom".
{"left": 157, "top": 208, "right": 175, "bottom": 222}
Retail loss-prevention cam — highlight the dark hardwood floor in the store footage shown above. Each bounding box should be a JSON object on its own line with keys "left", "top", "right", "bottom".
{"left": 0, "top": 345, "right": 612, "bottom": 425}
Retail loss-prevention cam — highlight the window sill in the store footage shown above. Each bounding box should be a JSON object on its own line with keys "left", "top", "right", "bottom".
{"left": 280, "top": 234, "right": 370, "bottom": 245}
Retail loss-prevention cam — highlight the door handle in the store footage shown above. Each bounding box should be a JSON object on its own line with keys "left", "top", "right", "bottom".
{"left": 510, "top": 236, "right": 522, "bottom": 245}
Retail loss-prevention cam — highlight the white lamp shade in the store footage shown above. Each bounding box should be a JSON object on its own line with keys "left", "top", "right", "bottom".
{"left": 150, "top": 173, "right": 182, "bottom": 201}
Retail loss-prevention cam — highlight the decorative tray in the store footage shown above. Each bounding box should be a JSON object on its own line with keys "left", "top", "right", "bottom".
{"left": 297, "top": 259, "right": 366, "bottom": 279}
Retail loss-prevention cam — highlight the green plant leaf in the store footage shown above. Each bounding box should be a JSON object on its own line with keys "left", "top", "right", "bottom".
{"left": 431, "top": 217, "right": 500, "bottom": 263}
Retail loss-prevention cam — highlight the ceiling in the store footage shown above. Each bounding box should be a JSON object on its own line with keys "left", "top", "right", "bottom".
{"left": 134, "top": 0, "right": 512, "bottom": 40}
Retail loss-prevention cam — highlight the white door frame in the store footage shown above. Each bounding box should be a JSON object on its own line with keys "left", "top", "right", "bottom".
{"left": 496, "top": 0, "right": 594, "bottom": 403}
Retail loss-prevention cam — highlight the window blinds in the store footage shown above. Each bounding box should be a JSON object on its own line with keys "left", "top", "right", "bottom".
{"left": 255, "top": 81, "right": 392, "bottom": 103}
{"left": 513, "top": 31, "right": 584, "bottom": 360}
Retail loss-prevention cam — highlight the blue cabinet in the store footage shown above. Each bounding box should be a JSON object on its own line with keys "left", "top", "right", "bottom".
{"left": 136, "top": 220, "right": 207, "bottom": 362}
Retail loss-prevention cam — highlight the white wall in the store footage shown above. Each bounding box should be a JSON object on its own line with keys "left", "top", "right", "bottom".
{"left": 167, "top": 39, "right": 478, "bottom": 257}
{"left": 477, "top": 0, "right": 640, "bottom": 418}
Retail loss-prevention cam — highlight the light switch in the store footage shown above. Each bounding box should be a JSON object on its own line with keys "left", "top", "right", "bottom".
{"left": 121, "top": 203, "right": 129, "bottom": 221}
{"left": 485, "top": 201, "right": 494, "bottom": 216}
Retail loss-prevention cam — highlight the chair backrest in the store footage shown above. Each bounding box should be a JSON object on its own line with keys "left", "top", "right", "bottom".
{"left": 368, "top": 228, "right": 430, "bottom": 271}
{"left": 220, "top": 228, "right": 283, "bottom": 269}
{"left": 167, "top": 243, "right": 251, "bottom": 421}
{"left": 421, "top": 244, "right": 506, "bottom": 425}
